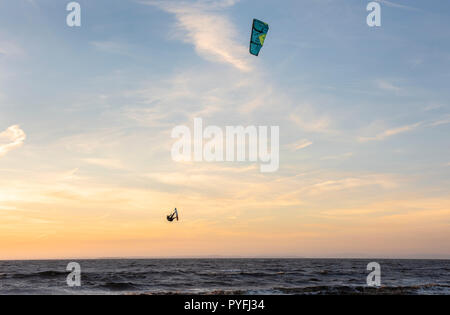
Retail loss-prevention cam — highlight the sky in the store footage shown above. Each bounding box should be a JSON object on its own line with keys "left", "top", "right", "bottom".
{"left": 0, "top": 0, "right": 449, "bottom": 260}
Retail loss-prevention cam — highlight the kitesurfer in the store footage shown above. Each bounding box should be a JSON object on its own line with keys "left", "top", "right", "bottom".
{"left": 167, "top": 208, "right": 179, "bottom": 222}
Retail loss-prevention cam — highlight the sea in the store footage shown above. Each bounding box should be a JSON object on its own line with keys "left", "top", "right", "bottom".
{"left": 0, "top": 259, "right": 449, "bottom": 295}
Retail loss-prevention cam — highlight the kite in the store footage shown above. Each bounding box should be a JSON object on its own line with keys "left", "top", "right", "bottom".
{"left": 250, "top": 19, "right": 269, "bottom": 56}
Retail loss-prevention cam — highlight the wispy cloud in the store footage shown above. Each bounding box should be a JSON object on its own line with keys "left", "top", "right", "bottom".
{"left": 26, "top": 0, "right": 39, "bottom": 8}
{"left": 359, "top": 122, "right": 422, "bottom": 142}
{"left": 375, "top": 0, "right": 419, "bottom": 11}
{"left": 61, "top": 168, "right": 80, "bottom": 180}
{"left": 90, "top": 41, "right": 132, "bottom": 56}
{"left": 376, "top": 79, "right": 402, "bottom": 93}
{"left": 82, "top": 158, "right": 127, "bottom": 170}
{"left": 321, "top": 152, "right": 353, "bottom": 161}
{"left": 360, "top": 116, "right": 450, "bottom": 142}
{"left": 0, "top": 125, "right": 26, "bottom": 157}
{"left": 428, "top": 115, "right": 450, "bottom": 127}
{"left": 287, "top": 139, "right": 313, "bottom": 151}
{"left": 142, "top": 0, "right": 251, "bottom": 71}
{"left": 0, "top": 41, "right": 24, "bottom": 57}
{"left": 305, "top": 174, "right": 398, "bottom": 195}
{"left": 423, "top": 103, "right": 444, "bottom": 112}
{"left": 290, "top": 104, "right": 332, "bottom": 133}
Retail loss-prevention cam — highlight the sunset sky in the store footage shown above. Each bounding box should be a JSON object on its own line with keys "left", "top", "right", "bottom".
{"left": 0, "top": 0, "right": 449, "bottom": 260}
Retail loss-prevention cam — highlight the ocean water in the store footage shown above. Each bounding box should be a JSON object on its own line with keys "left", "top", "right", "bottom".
{"left": 0, "top": 259, "right": 449, "bottom": 295}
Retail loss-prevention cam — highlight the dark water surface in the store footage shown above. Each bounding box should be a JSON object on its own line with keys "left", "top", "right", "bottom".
{"left": 0, "top": 259, "right": 449, "bottom": 295}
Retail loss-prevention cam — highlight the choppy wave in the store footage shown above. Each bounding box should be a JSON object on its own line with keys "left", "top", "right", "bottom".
{"left": 273, "top": 284, "right": 450, "bottom": 295}
{"left": 0, "top": 259, "right": 449, "bottom": 295}
{"left": 126, "top": 284, "right": 450, "bottom": 295}
{"left": 7, "top": 270, "right": 67, "bottom": 279}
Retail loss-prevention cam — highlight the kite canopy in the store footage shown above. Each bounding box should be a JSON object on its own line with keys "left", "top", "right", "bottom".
{"left": 250, "top": 19, "right": 269, "bottom": 56}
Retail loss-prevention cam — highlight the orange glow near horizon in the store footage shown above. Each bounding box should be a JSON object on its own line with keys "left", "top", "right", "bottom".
{"left": 1, "top": 162, "right": 449, "bottom": 260}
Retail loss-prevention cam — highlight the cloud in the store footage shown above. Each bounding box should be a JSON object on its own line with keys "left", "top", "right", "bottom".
{"left": 423, "top": 103, "right": 444, "bottom": 112}
{"left": 288, "top": 139, "right": 313, "bottom": 151}
{"left": 359, "top": 116, "right": 450, "bottom": 142}
{"left": 290, "top": 105, "right": 332, "bottom": 133}
{"left": 305, "top": 174, "right": 398, "bottom": 195}
{"left": 0, "top": 125, "right": 26, "bottom": 157}
{"left": 122, "top": 65, "right": 277, "bottom": 129}
{"left": 26, "top": 0, "right": 38, "bottom": 7}
{"left": 428, "top": 115, "right": 450, "bottom": 127}
{"left": 375, "top": 0, "right": 419, "bottom": 11}
{"left": 376, "top": 79, "right": 402, "bottom": 92}
{"left": 123, "top": 106, "right": 173, "bottom": 127}
{"left": 0, "top": 41, "right": 24, "bottom": 57}
{"left": 321, "top": 152, "right": 353, "bottom": 161}
{"left": 142, "top": 0, "right": 251, "bottom": 72}
{"left": 359, "top": 122, "right": 422, "bottom": 142}
{"left": 62, "top": 168, "right": 80, "bottom": 180}
{"left": 90, "top": 41, "right": 132, "bottom": 56}
{"left": 82, "top": 158, "right": 127, "bottom": 170}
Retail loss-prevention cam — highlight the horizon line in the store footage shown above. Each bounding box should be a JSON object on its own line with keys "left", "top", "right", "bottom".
{"left": 1, "top": 256, "right": 449, "bottom": 261}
